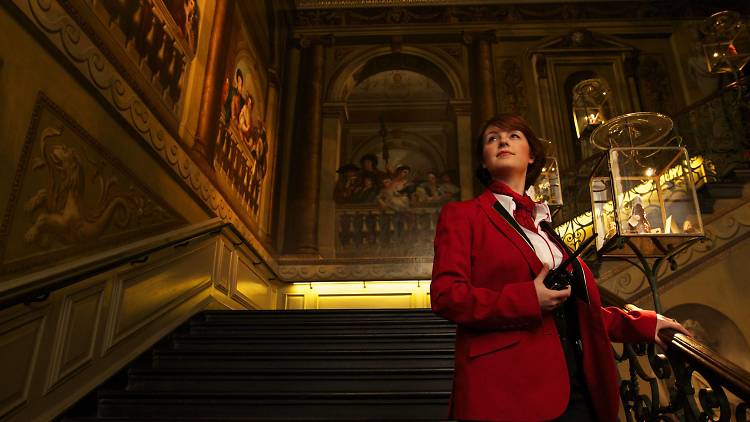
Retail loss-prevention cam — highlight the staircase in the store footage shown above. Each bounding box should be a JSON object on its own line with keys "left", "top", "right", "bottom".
{"left": 62, "top": 309, "right": 455, "bottom": 421}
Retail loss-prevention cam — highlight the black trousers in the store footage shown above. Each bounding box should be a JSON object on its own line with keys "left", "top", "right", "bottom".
{"left": 552, "top": 335, "right": 598, "bottom": 422}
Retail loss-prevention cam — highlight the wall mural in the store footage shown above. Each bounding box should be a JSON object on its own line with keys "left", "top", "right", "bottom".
{"left": 334, "top": 68, "right": 458, "bottom": 258}
{"left": 0, "top": 95, "right": 184, "bottom": 277}
{"left": 163, "top": 0, "right": 199, "bottom": 52}
{"left": 213, "top": 12, "right": 269, "bottom": 217}
{"left": 334, "top": 152, "right": 460, "bottom": 258}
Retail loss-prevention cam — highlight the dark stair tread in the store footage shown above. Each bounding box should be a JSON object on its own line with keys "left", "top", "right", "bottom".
{"left": 99, "top": 391, "right": 450, "bottom": 400}
{"left": 129, "top": 367, "right": 453, "bottom": 376}
{"left": 154, "top": 348, "right": 454, "bottom": 357}
{"left": 172, "top": 332, "right": 455, "bottom": 340}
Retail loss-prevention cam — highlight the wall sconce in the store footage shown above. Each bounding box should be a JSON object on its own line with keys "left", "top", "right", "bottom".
{"left": 572, "top": 79, "right": 611, "bottom": 140}
{"left": 588, "top": 112, "right": 704, "bottom": 258}
{"left": 700, "top": 10, "right": 750, "bottom": 75}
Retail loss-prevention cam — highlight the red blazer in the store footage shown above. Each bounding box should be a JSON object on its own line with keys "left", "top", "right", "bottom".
{"left": 430, "top": 190, "right": 657, "bottom": 422}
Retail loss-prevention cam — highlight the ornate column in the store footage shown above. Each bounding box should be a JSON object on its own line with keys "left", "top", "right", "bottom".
{"left": 258, "top": 69, "right": 280, "bottom": 241}
{"left": 451, "top": 100, "right": 475, "bottom": 200}
{"left": 274, "top": 45, "right": 301, "bottom": 248}
{"left": 283, "top": 37, "right": 329, "bottom": 254}
{"left": 192, "top": 0, "right": 234, "bottom": 169}
{"left": 318, "top": 103, "right": 347, "bottom": 257}
{"left": 465, "top": 30, "right": 498, "bottom": 127}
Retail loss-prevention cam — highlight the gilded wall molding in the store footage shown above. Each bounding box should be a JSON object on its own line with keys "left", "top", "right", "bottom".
{"left": 7, "top": 0, "right": 278, "bottom": 274}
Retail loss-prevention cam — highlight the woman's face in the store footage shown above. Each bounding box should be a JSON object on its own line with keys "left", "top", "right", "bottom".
{"left": 481, "top": 125, "right": 533, "bottom": 182}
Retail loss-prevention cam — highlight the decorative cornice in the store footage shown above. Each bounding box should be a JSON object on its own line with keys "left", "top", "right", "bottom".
{"left": 295, "top": 0, "right": 664, "bottom": 9}
{"left": 294, "top": 1, "right": 749, "bottom": 27}
{"left": 9, "top": 0, "right": 278, "bottom": 274}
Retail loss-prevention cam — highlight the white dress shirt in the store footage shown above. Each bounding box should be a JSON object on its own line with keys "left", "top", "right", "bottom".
{"left": 493, "top": 193, "right": 564, "bottom": 270}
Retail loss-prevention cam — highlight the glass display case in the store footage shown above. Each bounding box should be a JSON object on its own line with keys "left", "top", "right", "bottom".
{"left": 590, "top": 146, "right": 703, "bottom": 257}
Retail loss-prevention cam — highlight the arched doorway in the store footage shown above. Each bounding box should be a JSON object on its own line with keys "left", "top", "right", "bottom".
{"left": 318, "top": 48, "right": 471, "bottom": 258}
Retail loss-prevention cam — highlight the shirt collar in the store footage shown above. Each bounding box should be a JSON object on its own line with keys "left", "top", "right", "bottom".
{"left": 491, "top": 193, "right": 552, "bottom": 226}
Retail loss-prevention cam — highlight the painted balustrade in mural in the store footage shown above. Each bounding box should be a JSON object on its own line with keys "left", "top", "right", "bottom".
{"left": 214, "top": 120, "right": 267, "bottom": 214}
{"left": 84, "top": 0, "right": 197, "bottom": 110}
{"left": 335, "top": 206, "right": 441, "bottom": 257}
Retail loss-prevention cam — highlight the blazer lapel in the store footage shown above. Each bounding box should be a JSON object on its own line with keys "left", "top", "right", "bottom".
{"left": 477, "top": 189, "right": 543, "bottom": 275}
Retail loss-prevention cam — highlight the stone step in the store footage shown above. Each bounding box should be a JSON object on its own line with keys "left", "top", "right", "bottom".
{"left": 95, "top": 391, "right": 451, "bottom": 420}
{"left": 169, "top": 334, "right": 455, "bottom": 351}
{"left": 152, "top": 348, "right": 455, "bottom": 370}
{"left": 126, "top": 367, "right": 453, "bottom": 393}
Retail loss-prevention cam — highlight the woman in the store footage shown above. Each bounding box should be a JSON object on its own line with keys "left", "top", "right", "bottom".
{"left": 430, "top": 114, "right": 688, "bottom": 422}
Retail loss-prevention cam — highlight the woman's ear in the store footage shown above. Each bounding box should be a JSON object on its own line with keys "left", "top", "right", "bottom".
{"left": 528, "top": 155, "right": 535, "bottom": 164}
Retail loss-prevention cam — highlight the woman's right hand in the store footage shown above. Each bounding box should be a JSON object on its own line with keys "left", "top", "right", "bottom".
{"left": 533, "top": 264, "right": 571, "bottom": 313}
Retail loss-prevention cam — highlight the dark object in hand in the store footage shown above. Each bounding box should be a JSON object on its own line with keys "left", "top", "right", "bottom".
{"left": 542, "top": 235, "right": 596, "bottom": 291}
{"left": 544, "top": 270, "right": 575, "bottom": 290}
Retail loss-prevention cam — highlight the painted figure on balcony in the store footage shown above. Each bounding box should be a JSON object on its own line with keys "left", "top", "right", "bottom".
{"left": 415, "top": 171, "right": 442, "bottom": 204}
{"left": 438, "top": 172, "right": 460, "bottom": 200}
{"left": 221, "top": 68, "right": 245, "bottom": 130}
{"left": 333, "top": 164, "right": 361, "bottom": 203}
{"left": 377, "top": 177, "right": 410, "bottom": 211}
{"left": 359, "top": 154, "right": 388, "bottom": 188}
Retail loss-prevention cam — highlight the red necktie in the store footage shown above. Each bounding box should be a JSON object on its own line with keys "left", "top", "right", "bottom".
{"left": 488, "top": 181, "right": 538, "bottom": 234}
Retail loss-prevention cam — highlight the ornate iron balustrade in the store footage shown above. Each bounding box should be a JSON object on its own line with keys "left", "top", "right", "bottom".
{"left": 598, "top": 290, "right": 750, "bottom": 422}
{"left": 335, "top": 205, "right": 441, "bottom": 257}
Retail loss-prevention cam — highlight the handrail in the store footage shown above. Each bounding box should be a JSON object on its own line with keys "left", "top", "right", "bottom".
{"left": 0, "top": 218, "right": 229, "bottom": 310}
{"left": 660, "top": 328, "right": 750, "bottom": 400}
{"left": 671, "top": 75, "right": 749, "bottom": 118}
{"left": 599, "top": 287, "right": 750, "bottom": 416}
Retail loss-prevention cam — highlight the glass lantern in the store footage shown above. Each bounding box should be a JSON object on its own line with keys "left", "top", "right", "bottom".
{"left": 590, "top": 147, "right": 704, "bottom": 257}
{"left": 529, "top": 157, "right": 563, "bottom": 207}
{"left": 572, "top": 79, "right": 612, "bottom": 139}
{"left": 700, "top": 10, "right": 750, "bottom": 74}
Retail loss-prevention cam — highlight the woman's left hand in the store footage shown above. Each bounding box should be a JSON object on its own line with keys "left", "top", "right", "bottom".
{"left": 654, "top": 314, "right": 692, "bottom": 350}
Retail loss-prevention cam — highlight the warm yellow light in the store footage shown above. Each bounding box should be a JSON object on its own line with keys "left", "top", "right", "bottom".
{"left": 645, "top": 167, "right": 655, "bottom": 177}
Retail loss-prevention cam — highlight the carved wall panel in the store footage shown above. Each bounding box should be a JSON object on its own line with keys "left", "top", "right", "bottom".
{"left": 495, "top": 57, "right": 528, "bottom": 116}
{"left": 0, "top": 312, "right": 44, "bottom": 419}
{"left": 235, "top": 253, "right": 276, "bottom": 309}
{"left": 0, "top": 95, "right": 185, "bottom": 278}
{"left": 104, "top": 241, "right": 215, "bottom": 350}
{"left": 215, "top": 239, "right": 233, "bottom": 293}
{"left": 318, "top": 292, "right": 415, "bottom": 309}
{"left": 45, "top": 281, "right": 107, "bottom": 392}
